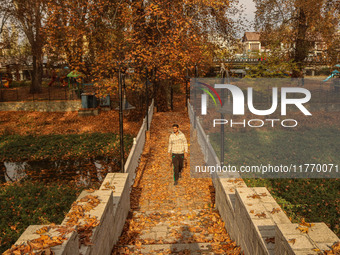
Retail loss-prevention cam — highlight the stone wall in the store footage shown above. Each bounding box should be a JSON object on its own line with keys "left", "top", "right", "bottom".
{"left": 213, "top": 172, "right": 339, "bottom": 255}
{"left": 0, "top": 100, "right": 81, "bottom": 112}
{"left": 9, "top": 173, "right": 130, "bottom": 255}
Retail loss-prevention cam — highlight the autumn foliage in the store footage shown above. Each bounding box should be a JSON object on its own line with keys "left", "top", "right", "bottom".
{"left": 44, "top": 0, "right": 240, "bottom": 107}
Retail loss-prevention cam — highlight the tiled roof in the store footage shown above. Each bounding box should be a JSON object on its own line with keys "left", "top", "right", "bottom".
{"left": 243, "top": 32, "right": 260, "bottom": 42}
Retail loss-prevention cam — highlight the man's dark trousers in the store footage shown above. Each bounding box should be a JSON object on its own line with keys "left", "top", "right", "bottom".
{"left": 172, "top": 153, "right": 184, "bottom": 182}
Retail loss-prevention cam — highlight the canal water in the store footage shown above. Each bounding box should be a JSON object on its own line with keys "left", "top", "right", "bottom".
{"left": 0, "top": 157, "right": 121, "bottom": 185}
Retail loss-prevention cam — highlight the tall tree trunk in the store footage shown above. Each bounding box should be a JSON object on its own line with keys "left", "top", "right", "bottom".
{"left": 0, "top": 162, "right": 6, "bottom": 183}
{"left": 30, "top": 45, "right": 43, "bottom": 93}
{"left": 292, "top": 8, "right": 308, "bottom": 78}
{"left": 157, "top": 80, "right": 169, "bottom": 112}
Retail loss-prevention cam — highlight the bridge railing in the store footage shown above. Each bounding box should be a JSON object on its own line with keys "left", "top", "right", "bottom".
{"left": 188, "top": 101, "right": 220, "bottom": 171}
{"left": 124, "top": 99, "right": 154, "bottom": 188}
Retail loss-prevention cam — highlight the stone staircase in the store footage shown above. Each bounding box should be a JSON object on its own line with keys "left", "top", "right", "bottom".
{"left": 113, "top": 209, "right": 240, "bottom": 254}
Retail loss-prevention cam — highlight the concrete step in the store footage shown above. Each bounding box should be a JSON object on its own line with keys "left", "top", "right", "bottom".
{"left": 130, "top": 209, "right": 220, "bottom": 227}
{"left": 113, "top": 208, "right": 237, "bottom": 254}
{"left": 128, "top": 209, "right": 224, "bottom": 243}
{"left": 131, "top": 208, "right": 218, "bottom": 218}
{"left": 114, "top": 241, "right": 236, "bottom": 254}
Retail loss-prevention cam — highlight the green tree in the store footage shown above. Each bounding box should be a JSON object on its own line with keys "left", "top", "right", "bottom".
{"left": 0, "top": 0, "right": 47, "bottom": 92}
{"left": 254, "top": 0, "right": 340, "bottom": 76}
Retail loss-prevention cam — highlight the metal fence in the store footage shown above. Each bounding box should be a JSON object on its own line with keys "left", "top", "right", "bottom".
{"left": 124, "top": 99, "right": 154, "bottom": 189}
{"left": 0, "top": 85, "right": 81, "bottom": 102}
{"left": 188, "top": 99, "right": 243, "bottom": 180}
{"left": 188, "top": 100, "right": 219, "bottom": 177}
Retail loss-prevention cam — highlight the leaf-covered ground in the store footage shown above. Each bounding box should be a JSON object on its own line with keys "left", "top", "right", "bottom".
{"left": 0, "top": 110, "right": 142, "bottom": 136}
{"left": 0, "top": 133, "right": 133, "bottom": 161}
{"left": 112, "top": 109, "right": 242, "bottom": 254}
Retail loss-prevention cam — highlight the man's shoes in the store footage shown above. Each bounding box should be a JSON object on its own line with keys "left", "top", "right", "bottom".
{"left": 174, "top": 179, "right": 178, "bottom": 185}
{"left": 179, "top": 172, "right": 182, "bottom": 178}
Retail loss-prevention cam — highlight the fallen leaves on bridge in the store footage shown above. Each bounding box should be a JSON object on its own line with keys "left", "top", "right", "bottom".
{"left": 3, "top": 194, "right": 102, "bottom": 254}
{"left": 270, "top": 208, "right": 281, "bottom": 214}
{"left": 3, "top": 225, "right": 73, "bottom": 255}
{"left": 255, "top": 212, "right": 267, "bottom": 218}
{"left": 324, "top": 241, "right": 340, "bottom": 254}
{"left": 296, "top": 218, "right": 316, "bottom": 234}
{"left": 246, "top": 192, "right": 268, "bottom": 200}
{"left": 65, "top": 195, "right": 100, "bottom": 246}
{"left": 112, "top": 111, "right": 242, "bottom": 254}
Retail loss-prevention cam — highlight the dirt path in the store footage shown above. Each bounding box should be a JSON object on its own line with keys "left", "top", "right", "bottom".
{"left": 112, "top": 105, "right": 242, "bottom": 254}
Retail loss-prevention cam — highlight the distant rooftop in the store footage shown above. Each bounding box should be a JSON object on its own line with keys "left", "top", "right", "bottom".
{"left": 242, "top": 32, "right": 260, "bottom": 42}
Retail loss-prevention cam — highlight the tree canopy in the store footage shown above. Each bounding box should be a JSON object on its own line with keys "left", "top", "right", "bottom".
{"left": 254, "top": 0, "right": 340, "bottom": 75}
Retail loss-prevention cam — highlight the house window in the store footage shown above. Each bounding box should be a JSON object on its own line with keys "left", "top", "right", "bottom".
{"left": 316, "top": 43, "right": 324, "bottom": 51}
{"left": 250, "top": 43, "right": 260, "bottom": 51}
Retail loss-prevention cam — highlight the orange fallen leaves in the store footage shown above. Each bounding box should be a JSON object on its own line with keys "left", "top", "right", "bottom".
{"left": 227, "top": 178, "right": 244, "bottom": 183}
{"left": 295, "top": 218, "right": 315, "bottom": 235}
{"left": 323, "top": 241, "right": 340, "bottom": 254}
{"left": 36, "top": 226, "right": 50, "bottom": 234}
{"left": 64, "top": 194, "right": 101, "bottom": 246}
{"left": 270, "top": 208, "right": 281, "bottom": 214}
{"left": 288, "top": 238, "right": 296, "bottom": 245}
{"left": 85, "top": 188, "right": 96, "bottom": 193}
{"left": 247, "top": 194, "right": 261, "bottom": 199}
{"left": 103, "top": 181, "right": 115, "bottom": 191}
{"left": 255, "top": 212, "right": 267, "bottom": 218}
{"left": 299, "top": 218, "right": 315, "bottom": 228}
{"left": 296, "top": 226, "right": 309, "bottom": 233}
{"left": 265, "top": 237, "right": 275, "bottom": 244}
{"left": 3, "top": 225, "right": 72, "bottom": 255}
{"left": 0, "top": 111, "right": 141, "bottom": 137}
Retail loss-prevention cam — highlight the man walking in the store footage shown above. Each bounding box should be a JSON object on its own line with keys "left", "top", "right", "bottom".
{"left": 168, "top": 124, "right": 188, "bottom": 185}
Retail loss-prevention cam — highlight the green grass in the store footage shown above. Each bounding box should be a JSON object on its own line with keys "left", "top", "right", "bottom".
{"left": 0, "top": 133, "right": 133, "bottom": 161}
{"left": 210, "top": 127, "right": 339, "bottom": 167}
{"left": 0, "top": 179, "right": 94, "bottom": 253}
